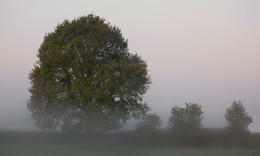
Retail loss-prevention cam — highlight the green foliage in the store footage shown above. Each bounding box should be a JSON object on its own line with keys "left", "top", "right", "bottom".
{"left": 28, "top": 14, "right": 151, "bottom": 134}
{"left": 136, "top": 113, "right": 162, "bottom": 130}
{"left": 168, "top": 103, "right": 204, "bottom": 131}
{"left": 225, "top": 100, "right": 252, "bottom": 133}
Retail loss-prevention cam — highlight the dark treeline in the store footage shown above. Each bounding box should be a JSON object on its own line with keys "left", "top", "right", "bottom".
{"left": 128, "top": 128, "right": 260, "bottom": 148}
{"left": 3, "top": 100, "right": 255, "bottom": 148}
{"left": 0, "top": 99, "right": 258, "bottom": 148}
{"left": 133, "top": 100, "right": 253, "bottom": 136}
{"left": 1, "top": 129, "right": 260, "bottom": 148}
{"left": 0, "top": 100, "right": 258, "bottom": 148}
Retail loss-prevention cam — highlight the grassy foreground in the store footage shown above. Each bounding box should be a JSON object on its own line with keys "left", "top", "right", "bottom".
{"left": 1, "top": 131, "right": 260, "bottom": 156}
{"left": 1, "top": 144, "right": 260, "bottom": 156}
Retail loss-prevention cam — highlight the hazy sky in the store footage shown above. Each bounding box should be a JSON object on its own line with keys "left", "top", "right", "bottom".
{"left": 0, "top": 0, "right": 260, "bottom": 131}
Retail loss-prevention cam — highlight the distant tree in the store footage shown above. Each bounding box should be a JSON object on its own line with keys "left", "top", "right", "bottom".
{"left": 225, "top": 100, "right": 252, "bottom": 133}
{"left": 28, "top": 14, "right": 151, "bottom": 134}
{"left": 136, "top": 113, "right": 162, "bottom": 130}
{"left": 168, "top": 103, "right": 204, "bottom": 131}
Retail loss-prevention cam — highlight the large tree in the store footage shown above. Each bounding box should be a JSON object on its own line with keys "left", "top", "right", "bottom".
{"left": 28, "top": 14, "right": 151, "bottom": 134}
{"left": 225, "top": 100, "right": 252, "bottom": 133}
{"left": 168, "top": 103, "right": 204, "bottom": 131}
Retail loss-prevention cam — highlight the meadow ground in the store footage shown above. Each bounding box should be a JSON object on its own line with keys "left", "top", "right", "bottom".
{"left": 1, "top": 144, "right": 260, "bottom": 156}
{"left": 1, "top": 131, "right": 260, "bottom": 156}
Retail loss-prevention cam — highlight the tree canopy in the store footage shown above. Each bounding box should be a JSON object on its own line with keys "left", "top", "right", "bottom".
{"left": 168, "top": 103, "right": 204, "bottom": 131}
{"left": 225, "top": 100, "right": 252, "bottom": 133}
{"left": 136, "top": 113, "right": 162, "bottom": 130}
{"left": 28, "top": 14, "right": 151, "bottom": 134}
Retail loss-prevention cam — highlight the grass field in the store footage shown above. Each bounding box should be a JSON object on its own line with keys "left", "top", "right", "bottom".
{"left": 1, "top": 144, "right": 260, "bottom": 156}
{"left": 1, "top": 131, "right": 260, "bottom": 156}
